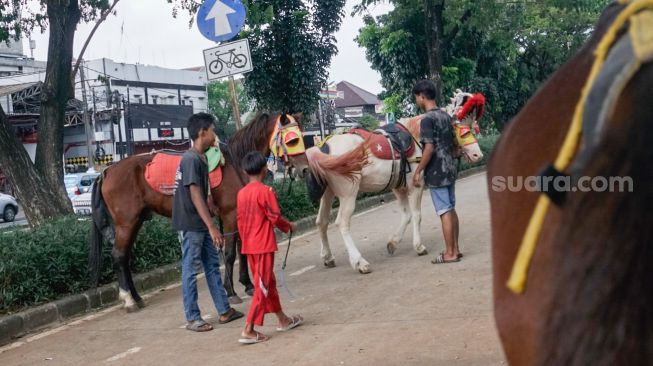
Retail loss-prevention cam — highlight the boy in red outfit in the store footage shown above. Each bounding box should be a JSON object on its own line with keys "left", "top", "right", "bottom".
{"left": 237, "top": 151, "right": 303, "bottom": 344}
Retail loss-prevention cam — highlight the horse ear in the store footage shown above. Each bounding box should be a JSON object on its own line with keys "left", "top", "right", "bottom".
{"left": 280, "top": 113, "right": 289, "bottom": 124}
{"left": 292, "top": 112, "right": 303, "bottom": 124}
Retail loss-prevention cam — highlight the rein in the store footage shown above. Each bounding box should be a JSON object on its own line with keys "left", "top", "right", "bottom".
{"left": 507, "top": 0, "right": 653, "bottom": 294}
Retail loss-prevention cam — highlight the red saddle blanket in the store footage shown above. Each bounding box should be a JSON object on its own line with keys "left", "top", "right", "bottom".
{"left": 350, "top": 126, "right": 416, "bottom": 160}
{"left": 144, "top": 153, "right": 223, "bottom": 195}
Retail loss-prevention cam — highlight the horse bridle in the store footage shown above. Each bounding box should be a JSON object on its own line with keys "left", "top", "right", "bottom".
{"left": 508, "top": 0, "right": 653, "bottom": 294}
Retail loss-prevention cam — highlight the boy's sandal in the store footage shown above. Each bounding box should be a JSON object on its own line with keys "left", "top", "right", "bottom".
{"left": 238, "top": 331, "right": 269, "bottom": 344}
{"left": 218, "top": 309, "right": 244, "bottom": 324}
{"left": 276, "top": 315, "right": 303, "bottom": 332}
{"left": 186, "top": 319, "right": 213, "bottom": 332}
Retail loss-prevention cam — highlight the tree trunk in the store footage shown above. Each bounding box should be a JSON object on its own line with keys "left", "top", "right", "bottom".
{"left": 34, "top": 0, "right": 81, "bottom": 210}
{"left": 424, "top": 0, "right": 445, "bottom": 104}
{"left": 0, "top": 107, "right": 70, "bottom": 227}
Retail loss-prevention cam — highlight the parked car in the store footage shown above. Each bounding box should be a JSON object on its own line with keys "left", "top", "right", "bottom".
{"left": 64, "top": 172, "right": 99, "bottom": 199}
{"left": 0, "top": 192, "right": 19, "bottom": 222}
{"left": 71, "top": 183, "right": 93, "bottom": 216}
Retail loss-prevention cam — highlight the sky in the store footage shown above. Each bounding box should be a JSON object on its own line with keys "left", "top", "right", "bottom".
{"left": 22, "top": 0, "right": 393, "bottom": 95}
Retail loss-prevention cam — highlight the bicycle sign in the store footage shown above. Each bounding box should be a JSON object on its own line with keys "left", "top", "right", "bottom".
{"left": 203, "top": 38, "right": 253, "bottom": 80}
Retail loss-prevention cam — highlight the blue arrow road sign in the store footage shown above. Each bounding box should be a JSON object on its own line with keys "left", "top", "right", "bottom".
{"left": 197, "top": 0, "right": 246, "bottom": 43}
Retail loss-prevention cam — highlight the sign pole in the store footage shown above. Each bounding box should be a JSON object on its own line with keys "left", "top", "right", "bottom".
{"left": 228, "top": 76, "right": 242, "bottom": 130}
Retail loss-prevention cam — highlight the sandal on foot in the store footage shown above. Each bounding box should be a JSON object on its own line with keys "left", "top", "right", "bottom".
{"left": 186, "top": 319, "right": 213, "bottom": 332}
{"left": 238, "top": 331, "right": 269, "bottom": 344}
{"left": 432, "top": 253, "right": 461, "bottom": 264}
{"left": 219, "top": 309, "right": 244, "bottom": 324}
{"left": 276, "top": 315, "right": 303, "bottom": 332}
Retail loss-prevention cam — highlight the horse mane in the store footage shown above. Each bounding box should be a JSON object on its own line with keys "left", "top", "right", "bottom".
{"left": 226, "top": 112, "right": 277, "bottom": 166}
{"left": 305, "top": 140, "right": 370, "bottom": 182}
{"left": 536, "top": 64, "right": 653, "bottom": 365}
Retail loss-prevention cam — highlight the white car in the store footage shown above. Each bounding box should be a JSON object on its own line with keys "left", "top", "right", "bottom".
{"left": 71, "top": 184, "right": 93, "bottom": 216}
{"left": 0, "top": 192, "right": 19, "bottom": 222}
{"left": 64, "top": 172, "right": 99, "bottom": 200}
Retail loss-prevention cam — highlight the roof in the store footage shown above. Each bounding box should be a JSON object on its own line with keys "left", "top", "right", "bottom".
{"left": 0, "top": 82, "right": 39, "bottom": 97}
{"left": 334, "top": 81, "right": 380, "bottom": 108}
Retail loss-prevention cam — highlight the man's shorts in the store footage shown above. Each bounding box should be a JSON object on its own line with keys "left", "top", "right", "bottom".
{"left": 430, "top": 184, "right": 456, "bottom": 216}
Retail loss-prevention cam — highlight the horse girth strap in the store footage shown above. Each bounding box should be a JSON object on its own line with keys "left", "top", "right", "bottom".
{"left": 507, "top": 1, "right": 653, "bottom": 294}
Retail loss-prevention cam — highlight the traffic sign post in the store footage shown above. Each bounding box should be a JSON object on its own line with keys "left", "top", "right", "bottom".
{"left": 197, "top": 0, "right": 250, "bottom": 130}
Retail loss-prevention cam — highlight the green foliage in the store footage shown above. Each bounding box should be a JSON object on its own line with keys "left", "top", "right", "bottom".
{"left": 207, "top": 80, "right": 252, "bottom": 141}
{"left": 358, "top": 113, "right": 380, "bottom": 130}
{"left": 0, "top": 216, "right": 180, "bottom": 314}
{"left": 382, "top": 94, "right": 402, "bottom": 115}
{"left": 239, "top": 0, "right": 347, "bottom": 114}
{"left": 355, "top": 0, "right": 611, "bottom": 130}
{"left": 0, "top": 1, "right": 113, "bottom": 43}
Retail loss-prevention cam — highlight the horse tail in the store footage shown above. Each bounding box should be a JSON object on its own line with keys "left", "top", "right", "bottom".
{"left": 89, "top": 174, "right": 111, "bottom": 287}
{"left": 305, "top": 140, "right": 370, "bottom": 183}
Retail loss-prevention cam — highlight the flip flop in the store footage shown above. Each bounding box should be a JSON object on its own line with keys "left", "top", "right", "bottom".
{"left": 276, "top": 315, "right": 303, "bottom": 332}
{"left": 218, "top": 309, "right": 244, "bottom": 324}
{"left": 238, "top": 331, "right": 269, "bottom": 345}
{"left": 186, "top": 319, "right": 213, "bottom": 332}
{"left": 432, "top": 252, "right": 461, "bottom": 264}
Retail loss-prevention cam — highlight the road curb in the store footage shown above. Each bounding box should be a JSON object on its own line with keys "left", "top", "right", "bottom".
{"left": 0, "top": 165, "right": 486, "bottom": 346}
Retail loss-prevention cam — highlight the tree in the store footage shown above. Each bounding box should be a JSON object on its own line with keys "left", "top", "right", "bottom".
{"left": 355, "top": 0, "right": 609, "bottom": 130}
{"left": 207, "top": 80, "right": 252, "bottom": 140}
{"left": 0, "top": 0, "right": 191, "bottom": 226}
{"left": 0, "top": 0, "right": 115, "bottom": 226}
{"left": 240, "top": 0, "right": 347, "bottom": 114}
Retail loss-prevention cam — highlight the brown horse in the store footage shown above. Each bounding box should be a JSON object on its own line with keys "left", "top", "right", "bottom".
{"left": 89, "top": 112, "right": 302, "bottom": 311}
{"left": 488, "top": 1, "right": 653, "bottom": 364}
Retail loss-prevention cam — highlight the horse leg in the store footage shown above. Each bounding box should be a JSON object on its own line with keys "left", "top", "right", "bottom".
{"left": 219, "top": 215, "right": 240, "bottom": 303}
{"left": 316, "top": 188, "right": 336, "bottom": 268}
{"left": 387, "top": 187, "right": 411, "bottom": 255}
{"left": 113, "top": 224, "right": 143, "bottom": 312}
{"left": 336, "top": 193, "right": 371, "bottom": 274}
{"left": 237, "top": 239, "right": 254, "bottom": 296}
{"left": 408, "top": 184, "right": 427, "bottom": 256}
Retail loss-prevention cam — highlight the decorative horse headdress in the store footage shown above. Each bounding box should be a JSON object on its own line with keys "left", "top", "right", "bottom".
{"left": 269, "top": 114, "right": 306, "bottom": 161}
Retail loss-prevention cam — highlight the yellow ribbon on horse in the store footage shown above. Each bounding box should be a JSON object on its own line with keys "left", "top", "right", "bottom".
{"left": 508, "top": 0, "right": 653, "bottom": 294}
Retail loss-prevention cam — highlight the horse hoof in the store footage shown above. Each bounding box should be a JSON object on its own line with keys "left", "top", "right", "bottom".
{"left": 358, "top": 265, "right": 372, "bottom": 274}
{"left": 228, "top": 295, "right": 243, "bottom": 305}
{"left": 417, "top": 249, "right": 428, "bottom": 256}
{"left": 387, "top": 242, "right": 397, "bottom": 255}
{"left": 136, "top": 299, "right": 146, "bottom": 309}
{"left": 125, "top": 305, "right": 140, "bottom": 313}
{"left": 245, "top": 288, "right": 255, "bottom": 297}
{"left": 324, "top": 259, "right": 336, "bottom": 268}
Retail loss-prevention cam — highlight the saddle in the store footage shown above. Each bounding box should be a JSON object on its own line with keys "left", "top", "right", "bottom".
{"left": 350, "top": 124, "right": 416, "bottom": 160}
{"left": 351, "top": 124, "right": 417, "bottom": 188}
{"left": 144, "top": 148, "right": 224, "bottom": 195}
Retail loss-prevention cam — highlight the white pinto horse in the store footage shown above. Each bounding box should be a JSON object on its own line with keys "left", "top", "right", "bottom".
{"left": 289, "top": 91, "right": 485, "bottom": 274}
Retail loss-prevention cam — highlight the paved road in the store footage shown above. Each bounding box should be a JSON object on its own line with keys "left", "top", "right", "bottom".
{"left": 0, "top": 173, "right": 504, "bottom": 365}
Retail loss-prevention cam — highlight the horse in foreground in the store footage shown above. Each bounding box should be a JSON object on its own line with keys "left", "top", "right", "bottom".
{"left": 289, "top": 93, "right": 485, "bottom": 274}
{"left": 89, "top": 112, "right": 304, "bottom": 310}
{"left": 488, "top": 1, "right": 653, "bottom": 364}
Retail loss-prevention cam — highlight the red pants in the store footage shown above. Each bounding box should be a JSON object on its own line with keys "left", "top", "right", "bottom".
{"left": 246, "top": 252, "right": 281, "bottom": 326}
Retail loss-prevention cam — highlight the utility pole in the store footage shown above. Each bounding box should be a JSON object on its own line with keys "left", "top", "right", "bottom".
{"left": 228, "top": 76, "right": 242, "bottom": 129}
{"left": 79, "top": 62, "right": 96, "bottom": 171}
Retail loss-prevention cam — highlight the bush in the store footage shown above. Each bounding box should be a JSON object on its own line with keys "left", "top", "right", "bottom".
{"left": 0, "top": 216, "right": 180, "bottom": 314}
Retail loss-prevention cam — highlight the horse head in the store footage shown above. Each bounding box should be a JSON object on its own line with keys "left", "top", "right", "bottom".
{"left": 446, "top": 89, "right": 486, "bottom": 163}
{"left": 269, "top": 112, "right": 310, "bottom": 179}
